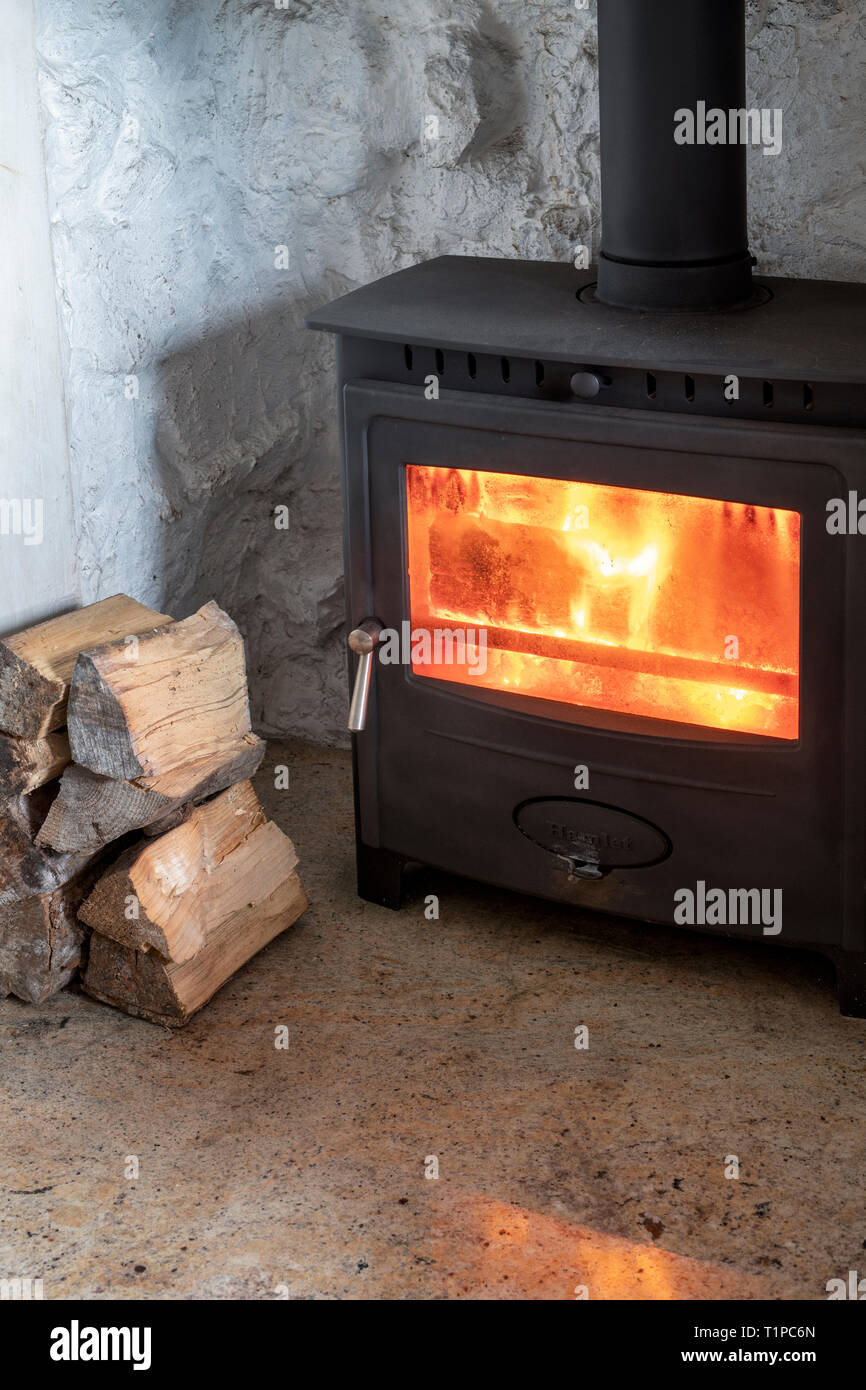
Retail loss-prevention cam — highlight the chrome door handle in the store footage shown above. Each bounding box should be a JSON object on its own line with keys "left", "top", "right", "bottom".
{"left": 347, "top": 620, "right": 382, "bottom": 732}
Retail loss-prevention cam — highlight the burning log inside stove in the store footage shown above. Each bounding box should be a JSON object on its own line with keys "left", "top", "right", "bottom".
{"left": 426, "top": 511, "right": 666, "bottom": 649}
{"left": 411, "top": 610, "right": 796, "bottom": 700}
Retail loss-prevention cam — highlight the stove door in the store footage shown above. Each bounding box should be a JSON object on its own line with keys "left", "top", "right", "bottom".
{"left": 343, "top": 379, "right": 865, "bottom": 953}
{"left": 404, "top": 462, "right": 799, "bottom": 741}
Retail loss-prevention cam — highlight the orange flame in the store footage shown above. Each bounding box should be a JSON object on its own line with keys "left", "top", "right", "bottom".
{"left": 406, "top": 465, "right": 800, "bottom": 738}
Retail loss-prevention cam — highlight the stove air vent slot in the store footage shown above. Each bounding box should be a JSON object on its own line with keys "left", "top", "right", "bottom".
{"left": 379, "top": 345, "right": 850, "bottom": 425}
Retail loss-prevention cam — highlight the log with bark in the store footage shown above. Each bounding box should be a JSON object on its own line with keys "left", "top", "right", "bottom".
{"left": 81, "top": 789, "right": 307, "bottom": 1026}
{"left": 1, "top": 785, "right": 92, "bottom": 906}
{"left": 78, "top": 780, "right": 287, "bottom": 962}
{"left": 0, "top": 787, "right": 108, "bottom": 1003}
{"left": 0, "top": 594, "right": 293, "bottom": 1020}
{"left": 67, "top": 600, "right": 254, "bottom": 795}
{"left": 83, "top": 872, "right": 307, "bottom": 1027}
{"left": 0, "top": 595, "right": 172, "bottom": 739}
{"left": 34, "top": 734, "right": 265, "bottom": 854}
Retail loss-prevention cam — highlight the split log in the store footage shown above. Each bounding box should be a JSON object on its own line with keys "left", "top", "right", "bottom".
{"left": 34, "top": 733, "right": 265, "bottom": 854}
{"left": 0, "top": 879, "right": 94, "bottom": 1004}
{"left": 34, "top": 767, "right": 174, "bottom": 856}
{"left": 78, "top": 781, "right": 292, "bottom": 963}
{"left": 0, "top": 788, "right": 106, "bottom": 1003}
{"left": 83, "top": 867, "right": 308, "bottom": 1027}
{"left": 0, "top": 595, "right": 172, "bottom": 739}
{"left": 0, "top": 729, "right": 70, "bottom": 797}
{"left": 68, "top": 601, "right": 254, "bottom": 795}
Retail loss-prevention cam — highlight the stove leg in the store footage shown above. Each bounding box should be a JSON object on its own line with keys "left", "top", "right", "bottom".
{"left": 356, "top": 842, "right": 404, "bottom": 909}
{"left": 833, "top": 953, "right": 866, "bottom": 1018}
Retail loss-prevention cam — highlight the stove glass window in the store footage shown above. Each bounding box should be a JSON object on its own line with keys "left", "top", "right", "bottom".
{"left": 405, "top": 464, "right": 800, "bottom": 739}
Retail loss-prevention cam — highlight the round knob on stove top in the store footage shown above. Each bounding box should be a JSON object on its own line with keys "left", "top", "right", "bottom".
{"left": 570, "top": 371, "right": 602, "bottom": 398}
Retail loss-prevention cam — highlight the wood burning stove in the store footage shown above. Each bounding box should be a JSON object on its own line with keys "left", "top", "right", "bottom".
{"left": 308, "top": 0, "right": 866, "bottom": 1014}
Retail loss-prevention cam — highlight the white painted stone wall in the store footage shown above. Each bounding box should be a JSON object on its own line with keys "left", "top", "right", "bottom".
{"left": 33, "top": 0, "right": 866, "bottom": 744}
{"left": 0, "top": 0, "right": 78, "bottom": 636}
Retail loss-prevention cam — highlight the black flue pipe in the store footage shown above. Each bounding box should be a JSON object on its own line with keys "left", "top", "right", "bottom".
{"left": 595, "top": 0, "right": 754, "bottom": 312}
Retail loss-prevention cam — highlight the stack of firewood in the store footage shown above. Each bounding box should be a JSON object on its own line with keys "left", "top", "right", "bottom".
{"left": 0, "top": 595, "right": 306, "bottom": 1025}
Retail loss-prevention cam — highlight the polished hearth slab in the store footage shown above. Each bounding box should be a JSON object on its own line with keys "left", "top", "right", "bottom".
{"left": 0, "top": 737, "right": 860, "bottom": 1300}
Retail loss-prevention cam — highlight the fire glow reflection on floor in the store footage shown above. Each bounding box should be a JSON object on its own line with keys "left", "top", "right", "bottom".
{"left": 429, "top": 1193, "right": 777, "bottom": 1300}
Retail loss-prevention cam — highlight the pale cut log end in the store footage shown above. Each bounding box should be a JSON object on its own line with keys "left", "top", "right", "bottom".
{"left": 83, "top": 869, "right": 308, "bottom": 1026}
{"left": 67, "top": 600, "right": 251, "bottom": 788}
{"left": 78, "top": 783, "right": 280, "bottom": 963}
{"left": 0, "top": 596, "right": 174, "bottom": 741}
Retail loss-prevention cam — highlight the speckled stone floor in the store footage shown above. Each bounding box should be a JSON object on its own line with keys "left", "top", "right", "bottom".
{"left": 1, "top": 737, "right": 864, "bottom": 1300}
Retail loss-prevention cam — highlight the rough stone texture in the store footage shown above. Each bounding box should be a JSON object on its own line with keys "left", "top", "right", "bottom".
{"left": 33, "top": 2, "right": 866, "bottom": 745}
{"left": 1, "top": 738, "right": 865, "bottom": 1298}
